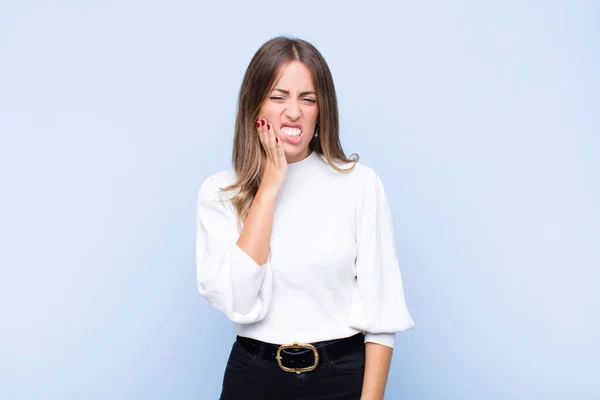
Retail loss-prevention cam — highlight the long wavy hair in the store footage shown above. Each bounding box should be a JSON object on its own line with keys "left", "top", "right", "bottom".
{"left": 222, "top": 36, "right": 359, "bottom": 226}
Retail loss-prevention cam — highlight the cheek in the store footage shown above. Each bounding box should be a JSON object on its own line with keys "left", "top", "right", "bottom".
{"left": 260, "top": 103, "right": 284, "bottom": 120}
{"left": 306, "top": 107, "right": 319, "bottom": 122}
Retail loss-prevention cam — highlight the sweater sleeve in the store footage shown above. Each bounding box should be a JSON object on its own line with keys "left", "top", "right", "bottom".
{"left": 195, "top": 174, "right": 273, "bottom": 324}
{"left": 348, "top": 168, "right": 415, "bottom": 348}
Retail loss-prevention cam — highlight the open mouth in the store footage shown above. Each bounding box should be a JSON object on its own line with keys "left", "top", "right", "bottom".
{"left": 281, "top": 127, "right": 302, "bottom": 137}
{"left": 280, "top": 126, "right": 303, "bottom": 144}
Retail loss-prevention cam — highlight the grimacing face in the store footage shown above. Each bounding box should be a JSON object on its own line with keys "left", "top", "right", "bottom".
{"left": 258, "top": 60, "right": 319, "bottom": 164}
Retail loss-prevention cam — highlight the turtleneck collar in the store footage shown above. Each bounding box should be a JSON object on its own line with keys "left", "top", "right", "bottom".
{"left": 287, "top": 150, "right": 319, "bottom": 170}
{"left": 283, "top": 150, "right": 327, "bottom": 185}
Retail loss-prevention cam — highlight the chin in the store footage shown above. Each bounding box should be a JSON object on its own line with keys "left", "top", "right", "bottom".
{"left": 283, "top": 143, "right": 311, "bottom": 161}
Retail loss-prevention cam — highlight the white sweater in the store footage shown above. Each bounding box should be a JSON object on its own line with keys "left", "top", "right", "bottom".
{"left": 196, "top": 150, "right": 415, "bottom": 348}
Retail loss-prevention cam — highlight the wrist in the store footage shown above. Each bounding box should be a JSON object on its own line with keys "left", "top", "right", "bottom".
{"left": 255, "top": 186, "right": 280, "bottom": 203}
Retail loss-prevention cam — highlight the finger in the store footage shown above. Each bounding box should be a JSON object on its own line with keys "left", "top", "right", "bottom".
{"left": 275, "top": 134, "right": 286, "bottom": 164}
{"left": 263, "top": 120, "right": 275, "bottom": 160}
{"left": 261, "top": 121, "right": 273, "bottom": 162}
{"left": 266, "top": 122, "right": 277, "bottom": 161}
{"left": 257, "top": 119, "right": 268, "bottom": 153}
{"left": 255, "top": 120, "right": 263, "bottom": 144}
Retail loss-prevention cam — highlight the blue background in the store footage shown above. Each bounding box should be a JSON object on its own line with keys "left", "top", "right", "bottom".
{"left": 1, "top": 1, "right": 598, "bottom": 399}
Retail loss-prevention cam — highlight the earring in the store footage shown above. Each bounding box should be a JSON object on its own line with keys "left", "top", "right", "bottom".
{"left": 314, "top": 124, "right": 320, "bottom": 138}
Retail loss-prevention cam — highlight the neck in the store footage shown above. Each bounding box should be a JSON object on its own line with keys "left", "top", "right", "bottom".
{"left": 286, "top": 148, "right": 312, "bottom": 164}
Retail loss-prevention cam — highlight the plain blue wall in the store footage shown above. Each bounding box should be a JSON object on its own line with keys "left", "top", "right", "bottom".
{"left": 1, "top": 1, "right": 598, "bottom": 399}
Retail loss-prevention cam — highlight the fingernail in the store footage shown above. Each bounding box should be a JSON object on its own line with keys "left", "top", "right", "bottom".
{"left": 261, "top": 120, "right": 266, "bottom": 126}
{"left": 267, "top": 123, "right": 271, "bottom": 130}
{"left": 276, "top": 137, "right": 279, "bottom": 143}
{"left": 255, "top": 121, "right": 260, "bottom": 128}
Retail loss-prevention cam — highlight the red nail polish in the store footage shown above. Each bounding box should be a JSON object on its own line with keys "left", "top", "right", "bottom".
{"left": 276, "top": 137, "right": 279, "bottom": 143}
{"left": 255, "top": 121, "right": 260, "bottom": 128}
{"left": 267, "top": 123, "right": 271, "bottom": 130}
{"left": 261, "top": 120, "right": 266, "bottom": 126}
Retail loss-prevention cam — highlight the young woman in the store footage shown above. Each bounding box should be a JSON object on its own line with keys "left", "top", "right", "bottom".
{"left": 196, "top": 36, "right": 415, "bottom": 400}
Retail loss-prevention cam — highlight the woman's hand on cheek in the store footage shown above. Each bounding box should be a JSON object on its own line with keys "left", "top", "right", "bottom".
{"left": 256, "top": 119, "right": 287, "bottom": 200}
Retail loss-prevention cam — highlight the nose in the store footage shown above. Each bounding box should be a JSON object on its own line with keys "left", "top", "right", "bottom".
{"left": 285, "top": 100, "right": 301, "bottom": 120}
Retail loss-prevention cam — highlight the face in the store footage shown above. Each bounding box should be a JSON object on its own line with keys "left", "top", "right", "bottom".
{"left": 258, "top": 60, "right": 319, "bottom": 163}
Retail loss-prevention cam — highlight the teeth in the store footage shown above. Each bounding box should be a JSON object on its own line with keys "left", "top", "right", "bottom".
{"left": 281, "top": 127, "right": 302, "bottom": 137}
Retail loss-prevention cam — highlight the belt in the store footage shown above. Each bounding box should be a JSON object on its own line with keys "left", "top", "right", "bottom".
{"left": 235, "top": 333, "right": 364, "bottom": 374}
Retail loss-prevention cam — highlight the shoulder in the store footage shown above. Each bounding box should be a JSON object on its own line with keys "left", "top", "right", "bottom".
{"left": 197, "top": 168, "right": 238, "bottom": 203}
{"left": 328, "top": 156, "right": 382, "bottom": 189}
{"left": 352, "top": 160, "right": 379, "bottom": 181}
{"left": 334, "top": 159, "right": 390, "bottom": 208}
{"left": 318, "top": 156, "right": 388, "bottom": 206}
{"left": 352, "top": 162, "right": 388, "bottom": 204}
{"left": 318, "top": 153, "right": 378, "bottom": 182}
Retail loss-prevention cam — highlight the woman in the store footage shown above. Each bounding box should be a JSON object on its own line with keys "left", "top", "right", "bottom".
{"left": 196, "top": 36, "right": 415, "bottom": 399}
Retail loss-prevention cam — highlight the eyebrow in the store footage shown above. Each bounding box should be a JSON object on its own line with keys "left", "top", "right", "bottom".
{"left": 273, "top": 88, "right": 317, "bottom": 96}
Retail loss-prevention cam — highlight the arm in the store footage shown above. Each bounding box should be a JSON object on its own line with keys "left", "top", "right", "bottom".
{"left": 236, "top": 187, "right": 277, "bottom": 266}
{"left": 348, "top": 167, "right": 416, "bottom": 397}
{"left": 195, "top": 177, "right": 274, "bottom": 323}
{"left": 196, "top": 119, "right": 286, "bottom": 323}
{"left": 361, "top": 342, "right": 393, "bottom": 400}
{"left": 237, "top": 120, "right": 287, "bottom": 266}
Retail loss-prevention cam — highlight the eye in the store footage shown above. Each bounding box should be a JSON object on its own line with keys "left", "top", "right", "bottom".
{"left": 270, "top": 96, "right": 285, "bottom": 101}
{"left": 302, "top": 98, "right": 317, "bottom": 103}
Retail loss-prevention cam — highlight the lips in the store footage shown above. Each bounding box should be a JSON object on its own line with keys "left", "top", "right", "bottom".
{"left": 281, "top": 123, "right": 302, "bottom": 130}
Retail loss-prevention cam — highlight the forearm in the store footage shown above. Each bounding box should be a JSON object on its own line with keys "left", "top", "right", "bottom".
{"left": 361, "top": 342, "right": 393, "bottom": 400}
{"left": 236, "top": 188, "right": 277, "bottom": 266}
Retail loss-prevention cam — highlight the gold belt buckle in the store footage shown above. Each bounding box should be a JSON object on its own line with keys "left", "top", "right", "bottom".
{"left": 276, "top": 342, "right": 319, "bottom": 374}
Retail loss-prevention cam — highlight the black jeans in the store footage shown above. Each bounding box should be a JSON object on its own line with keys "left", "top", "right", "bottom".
{"left": 220, "top": 337, "right": 365, "bottom": 399}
